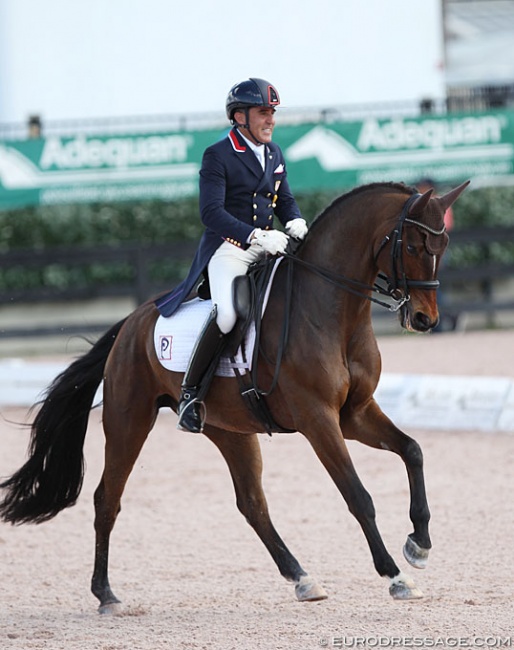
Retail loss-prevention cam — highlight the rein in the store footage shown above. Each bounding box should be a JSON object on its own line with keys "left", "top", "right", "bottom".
{"left": 282, "top": 254, "right": 408, "bottom": 313}
{"left": 283, "top": 193, "right": 442, "bottom": 313}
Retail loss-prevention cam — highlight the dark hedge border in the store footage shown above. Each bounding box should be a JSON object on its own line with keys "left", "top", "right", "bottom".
{"left": 2, "top": 187, "right": 514, "bottom": 252}
{"left": 1, "top": 187, "right": 513, "bottom": 293}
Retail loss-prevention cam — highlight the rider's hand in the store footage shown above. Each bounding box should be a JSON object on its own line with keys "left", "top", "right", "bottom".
{"left": 285, "top": 218, "right": 308, "bottom": 240}
{"left": 251, "top": 228, "right": 289, "bottom": 255}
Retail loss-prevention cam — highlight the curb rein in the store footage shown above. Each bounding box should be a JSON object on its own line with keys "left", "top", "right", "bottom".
{"left": 287, "top": 193, "right": 443, "bottom": 315}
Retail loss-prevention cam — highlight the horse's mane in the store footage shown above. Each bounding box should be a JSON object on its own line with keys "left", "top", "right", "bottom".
{"left": 309, "top": 181, "right": 418, "bottom": 231}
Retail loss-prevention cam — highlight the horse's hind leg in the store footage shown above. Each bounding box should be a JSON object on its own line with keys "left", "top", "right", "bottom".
{"left": 91, "top": 394, "right": 158, "bottom": 614}
{"left": 344, "top": 400, "right": 431, "bottom": 569}
{"left": 204, "top": 427, "right": 327, "bottom": 602}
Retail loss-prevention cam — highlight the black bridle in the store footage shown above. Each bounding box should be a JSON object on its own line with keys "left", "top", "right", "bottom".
{"left": 374, "top": 192, "right": 443, "bottom": 307}
{"left": 284, "top": 192, "right": 445, "bottom": 313}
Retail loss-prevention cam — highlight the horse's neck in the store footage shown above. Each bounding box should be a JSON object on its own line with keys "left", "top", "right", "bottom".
{"left": 287, "top": 207, "right": 389, "bottom": 334}
{"left": 275, "top": 249, "right": 368, "bottom": 346}
{"left": 301, "top": 191, "right": 402, "bottom": 284}
{"left": 299, "top": 218, "right": 378, "bottom": 289}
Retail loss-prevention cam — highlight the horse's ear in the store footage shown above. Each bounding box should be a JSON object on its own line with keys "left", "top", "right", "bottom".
{"left": 408, "top": 189, "right": 433, "bottom": 215}
{"left": 439, "top": 180, "right": 471, "bottom": 212}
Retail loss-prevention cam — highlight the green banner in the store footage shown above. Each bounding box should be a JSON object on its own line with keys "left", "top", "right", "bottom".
{"left": 280, "top": 111, "right": 514, "bottom": 191}
{"left": 1, "top": 109, "right": 513, "bottom": 209}
{"left": 0, "top": 129, "right": 223, "bottom": 209}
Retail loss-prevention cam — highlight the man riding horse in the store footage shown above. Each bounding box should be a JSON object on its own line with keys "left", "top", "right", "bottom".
{"left": 156, "top": 78, "right": 308, "bottom": 433}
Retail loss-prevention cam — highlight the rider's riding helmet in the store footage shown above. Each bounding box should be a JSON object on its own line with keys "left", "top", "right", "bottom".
{"left": 226, "top": 78, "right": 280, "bottom": 123}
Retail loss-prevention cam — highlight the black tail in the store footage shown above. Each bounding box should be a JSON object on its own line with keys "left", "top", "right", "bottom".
{"left": 0, "top": 318, "right": 127, "bottom": 525}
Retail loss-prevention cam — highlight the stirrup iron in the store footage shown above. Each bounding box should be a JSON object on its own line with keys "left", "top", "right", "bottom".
{"left": 177, "top": 388, "right": 206, "bottom": 433}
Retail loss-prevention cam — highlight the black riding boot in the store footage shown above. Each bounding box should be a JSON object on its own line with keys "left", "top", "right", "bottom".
{"left": 177, "top": 307, "right": 226, "bottom": 433}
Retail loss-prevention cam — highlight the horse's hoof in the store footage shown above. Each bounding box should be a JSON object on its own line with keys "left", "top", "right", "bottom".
{"left": 98, "top": 601, "right": 123, "bottom": 615}
{"left": 389, "top": 572, "right": 423, "bottom": 600}
{"left": 403, "top": 536, "right": 430, "bottom": 570}
{"left": 295, "top": 575, "right": 328, "bottom": 602}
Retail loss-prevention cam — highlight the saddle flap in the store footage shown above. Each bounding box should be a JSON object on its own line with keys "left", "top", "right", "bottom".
{"left": 224, "top": 275, "right": 254, "bottom": 358}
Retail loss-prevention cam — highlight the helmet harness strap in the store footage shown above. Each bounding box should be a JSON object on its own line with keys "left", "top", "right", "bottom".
{"left": 235, "top": 107, "right": 266, "bottom": 146}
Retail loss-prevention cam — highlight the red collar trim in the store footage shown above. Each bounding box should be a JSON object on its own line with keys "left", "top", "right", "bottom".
{"left": 228, "top": 129, "right": 246, "bottom": 152}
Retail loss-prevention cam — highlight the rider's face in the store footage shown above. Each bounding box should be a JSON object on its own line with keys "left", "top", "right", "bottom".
{"left": 234, "top": 106, "right": 276, "bottom": 144}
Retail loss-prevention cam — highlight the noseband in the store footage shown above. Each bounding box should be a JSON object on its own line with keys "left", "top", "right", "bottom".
{"left": 285, "top": 192, "right": 445, "bottom": 312}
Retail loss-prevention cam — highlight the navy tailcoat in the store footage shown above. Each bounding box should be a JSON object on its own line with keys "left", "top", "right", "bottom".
{"left": 155, "top": 127, "right": 302, "bottom": 317}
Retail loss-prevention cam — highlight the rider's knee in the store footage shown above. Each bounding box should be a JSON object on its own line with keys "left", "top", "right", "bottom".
{"left": 215, "top": 308, "right": 237, "bottom": 334}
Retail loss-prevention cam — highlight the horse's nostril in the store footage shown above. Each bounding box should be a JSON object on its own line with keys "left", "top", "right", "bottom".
{"left": 414, "top": 312, "right": 433, "bottom": 332}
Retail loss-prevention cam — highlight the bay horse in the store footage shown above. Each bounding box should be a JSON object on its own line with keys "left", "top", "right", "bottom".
{"left": 0, "top": 180, "right": 469, "bottom": 613}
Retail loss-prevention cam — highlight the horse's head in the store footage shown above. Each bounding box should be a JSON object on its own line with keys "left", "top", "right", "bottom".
{"left": 376, "top": 180, "right": 470, "bottom": 333}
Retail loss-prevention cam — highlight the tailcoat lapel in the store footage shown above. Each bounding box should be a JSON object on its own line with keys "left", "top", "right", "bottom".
{"left": 229, "top": 128, "right": 266, "bottom": 179}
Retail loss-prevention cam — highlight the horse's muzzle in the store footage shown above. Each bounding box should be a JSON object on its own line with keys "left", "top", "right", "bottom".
{"left": 400, "top": 304, "right": 438, "bottom": 333}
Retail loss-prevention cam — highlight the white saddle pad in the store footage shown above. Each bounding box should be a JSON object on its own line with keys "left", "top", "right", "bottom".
{"left": 153, "top": 257, "right": 282, "bottom": 378}
{"left": 154, "top": 298, "right": 255, "bottom": 377}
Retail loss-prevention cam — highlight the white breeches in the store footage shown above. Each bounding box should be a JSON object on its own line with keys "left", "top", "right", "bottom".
{"left": 207, "top": 241, "right": 265, "bottom": 333}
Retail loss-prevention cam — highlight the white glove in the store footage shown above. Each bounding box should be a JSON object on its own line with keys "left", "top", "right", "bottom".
{"left": 285, "top": 218, "right": 308, "bottom": 240}
{"left": 251, "top": 228, "right": 289, "bottom": 255}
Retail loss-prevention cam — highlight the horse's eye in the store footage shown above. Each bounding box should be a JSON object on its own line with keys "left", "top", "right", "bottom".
{"left": 406, "top": 244, "right": 417, "bottom": 255}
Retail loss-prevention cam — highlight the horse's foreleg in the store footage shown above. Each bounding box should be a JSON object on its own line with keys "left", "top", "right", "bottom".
{"left": 91, "top": 395, "right": 158, "bottom": 614}
{"left": 344, "top": 400, "right": 431, "bottom": 569}
{"left": 203, "top": 427, "right": 327, "bottom": 602}
{"left": 302, "top": 418, "right": 422, "bottom": 600}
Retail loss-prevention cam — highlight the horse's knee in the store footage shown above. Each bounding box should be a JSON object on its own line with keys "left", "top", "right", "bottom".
{"left": 404, "top": 438, "right": 424, "bottom": 467}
